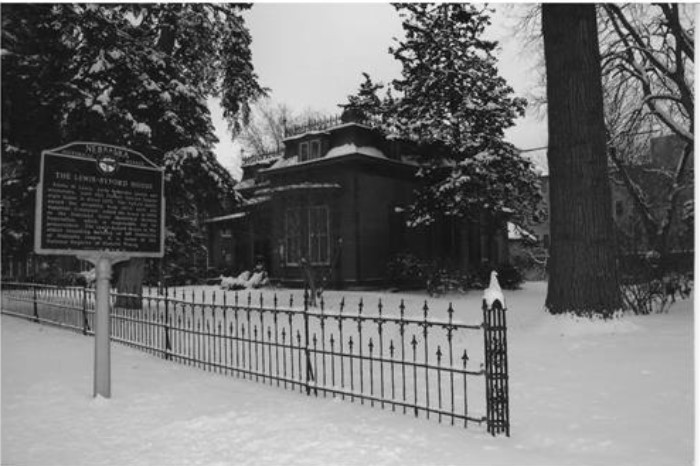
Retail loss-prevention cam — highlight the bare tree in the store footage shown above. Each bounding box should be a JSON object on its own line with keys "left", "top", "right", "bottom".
{"left": 602, "top": 4, "right": 693, "bottom": 144}
{"left": 600, "top": 4, "right": 694, "bottom": 258}
{"left": 514, "top": 4, "right": 694, "bottom": 254}
{"left": 238, "top": 98, "right": 324, "bottom": 155}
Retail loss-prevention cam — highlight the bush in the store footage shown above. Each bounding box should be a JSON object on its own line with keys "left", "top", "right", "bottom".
{"left": 387, "top": 254, "right": 523, "bottom": 294}
{"left": 425, "top": 268, "right": 471, "bottom": 296}
{"left": 32, "top": 261, "right": 79, "bottom": 287}
{"left": 475, "top": 262, "right": 524, "bottom": 290}
{"left": 163, "top": 264, "right": 205, "bottom": 286}
{"left": 510, "top": 243, "right": 548, "bottom": 281}
{"left": 618, "top": 252, "right": 693, "bottom": 314}
{"left": 386, "top": 253, "right": 428, "bottom": 290}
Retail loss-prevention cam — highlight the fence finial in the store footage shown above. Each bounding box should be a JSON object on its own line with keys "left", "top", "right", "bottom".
{"left": 483, "top": 270, "right": 504, "bottom": 310}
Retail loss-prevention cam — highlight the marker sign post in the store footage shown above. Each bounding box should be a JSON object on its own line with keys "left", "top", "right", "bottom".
{"left": 35, "top": 142, "right": 165, "bottom": 398}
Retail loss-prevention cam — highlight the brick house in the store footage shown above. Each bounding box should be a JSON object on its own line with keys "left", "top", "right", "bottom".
{"left": 205, "top": 114, "right": 510, "bottom": 288}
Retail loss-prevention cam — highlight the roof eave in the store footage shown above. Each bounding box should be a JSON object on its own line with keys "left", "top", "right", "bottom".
{"left": 261, "top": 152, "right": 417, "bottom": 175}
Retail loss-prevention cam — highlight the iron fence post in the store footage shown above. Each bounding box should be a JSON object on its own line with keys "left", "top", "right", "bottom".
{"left": 164, "top": 286, "right": 172, "bottom": 360}
{"left": 482, "top": 299, "right": 510, "bottom": 437}
{"left": 482, "top": 300, "right": 491, "bottom": 434}
{"left": 82, "top": 286, "right": 89, "bottom": 334}
{"left": 32, "top": 285, "right": 39, "bottom": 322}
{"left": 303, "top": 287, "right": 314, "bottom": 396}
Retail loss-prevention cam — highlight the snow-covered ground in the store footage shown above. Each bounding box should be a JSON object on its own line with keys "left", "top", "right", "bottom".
{"left": 1, "top": 282, "right": 694, "bottom": 465}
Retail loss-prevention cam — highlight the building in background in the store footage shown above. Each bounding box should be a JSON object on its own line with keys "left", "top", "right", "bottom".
{"left": 205, "top": 113, "right": 510, "bottom": 288}
{"left": 610, "top": 135, "right": 693, "bottom": 261}
{"left": 528, "top": 134, "right": 693, "bottom": 261}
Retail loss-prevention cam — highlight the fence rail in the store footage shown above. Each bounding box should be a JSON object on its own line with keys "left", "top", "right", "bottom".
{"left": 1, "top": 281, "right": 510, "bottom": 436}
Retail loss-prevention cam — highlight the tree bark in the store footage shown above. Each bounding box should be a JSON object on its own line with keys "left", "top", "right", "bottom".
{"left": 115, "top": 258, "right": 145, "bottom": 309}
{"left": 542, "top": 4, "right": 622, "bottom": 316}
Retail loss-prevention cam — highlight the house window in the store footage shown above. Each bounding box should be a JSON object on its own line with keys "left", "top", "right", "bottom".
{"left": 221, "top": 228, "right": 232, "bottom": 238}
{"left": 300, "top": 139, "right": 322, "bottom": 162}
{"left": 299, "top": 142, "right": 309, "bottom": 161}
{"left": 310, "top": 140, "right": 321, "bottom": 160}
{"left": 222, "top": 248, "right": 232, "bottom": 264}
{"left": 284, "top": 205, "right": 330, "bottom": 265}
{"left": 285, "top": 208, "right": 303, "bottom": 265}
{"left": 308, "top": 205, "right": 330, "bottom": 264}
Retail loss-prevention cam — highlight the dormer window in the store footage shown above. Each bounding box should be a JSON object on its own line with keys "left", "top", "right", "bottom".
{"left": 300, "top": 139, "right": 322, "bottom": 162}
{"left": 310, "top": 140, "right": 321, "bottom": 159}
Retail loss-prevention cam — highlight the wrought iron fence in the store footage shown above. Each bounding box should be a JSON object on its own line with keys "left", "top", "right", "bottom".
{"left": 284, "top": 113, "right": 384, "bottom": 138}
{"left": 1, "top": 282, "right": 510, "bottom": 436}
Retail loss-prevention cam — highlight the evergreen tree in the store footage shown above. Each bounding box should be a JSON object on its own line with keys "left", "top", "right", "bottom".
{"left": 342, "top": 4, "right": 542, "bottom": 228}
{"left": 339, "top": 72, "right": 385, "bottom": 121}
{"left": 2, "top": 4, "right": 264, "bottom": 288}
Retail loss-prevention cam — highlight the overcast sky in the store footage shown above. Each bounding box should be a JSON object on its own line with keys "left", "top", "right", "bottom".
{"left": 212, "top": 3, "right": 548, "bottom": 179}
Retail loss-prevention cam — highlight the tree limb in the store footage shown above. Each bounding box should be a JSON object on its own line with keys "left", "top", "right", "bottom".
{"left": 657, "top": 142, "right": 693, "bottom": 254}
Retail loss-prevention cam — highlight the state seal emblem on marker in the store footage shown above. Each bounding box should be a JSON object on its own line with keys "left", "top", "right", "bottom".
{"left": 97, "top": 154, "right": 118, "bottom": 175}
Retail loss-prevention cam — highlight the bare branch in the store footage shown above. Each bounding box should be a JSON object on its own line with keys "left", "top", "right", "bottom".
{"left": 609, "top": 149, "right": 661, "bottom": 238}
{"left": 657, "top": 142, "right": 693, "bottom": 251}
{"left": 657, "top": 3, "right": 694, "bottom": 61}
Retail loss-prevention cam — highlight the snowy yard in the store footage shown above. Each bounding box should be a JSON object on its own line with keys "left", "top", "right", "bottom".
{"left": 1, "top": 282, "right": 694, "bottom": 466}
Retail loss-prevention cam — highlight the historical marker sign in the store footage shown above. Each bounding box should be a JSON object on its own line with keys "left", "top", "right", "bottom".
{"left": 35, "top": 142, "right": 165, "bottom": 398}
{"left": 35, "top": 142, "right": 165, "bottom": 257}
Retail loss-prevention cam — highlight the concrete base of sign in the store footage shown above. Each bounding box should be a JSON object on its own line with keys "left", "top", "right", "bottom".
{"left": 79, "top": 254, "right": 129, "bottom": 398}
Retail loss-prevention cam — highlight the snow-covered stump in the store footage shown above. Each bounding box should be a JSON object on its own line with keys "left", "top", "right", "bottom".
{"left": 482, "top": 299, "right": 510, "bottom": 437}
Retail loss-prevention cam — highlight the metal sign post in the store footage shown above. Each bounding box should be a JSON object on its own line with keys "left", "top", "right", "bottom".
{"left": 35, "top": 142, "right": 165, "bottom": 399}
{"left": 78, "top": 254, "right": 128, "bottom": 397}
{"left": 94, "top": 257, "right": 112, "bottom": 398}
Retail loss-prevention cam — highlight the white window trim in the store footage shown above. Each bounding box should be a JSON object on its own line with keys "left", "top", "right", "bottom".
{"left": 299, "top": 141, "right": 309, "bottom": 162}
{"left": 221, "top": 228, "right": 232, "bottom": 238}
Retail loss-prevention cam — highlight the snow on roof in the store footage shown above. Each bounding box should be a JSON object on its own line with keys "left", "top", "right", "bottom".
{"left": 202, "top": 211, "right": 248, "bottom": 224}
{"left": 266, "top": 155, "right": 298, "bottom": 170}
{"left": 325, "top": 143, "right": 385, "bottom": 160}
{"left": 235, "top": 178, "right": 257, "bottom": 191}
{"left": 256, "top": 182, "right": 342, "bottom": 195}
{"left": 282, "top": 129, "right": 332, "bottom": 142}
{"left": 264, "top": 144, "right": 416, "bottom": 172}
{"left": 241, "top": 150, "right": 283, "bottom": 168}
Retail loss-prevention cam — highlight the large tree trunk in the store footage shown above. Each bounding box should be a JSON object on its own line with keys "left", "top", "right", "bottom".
{"left": 115, "top": 258, "right": 145, "bottom": 309}
{"left": 542, "top": 4, "right": 622, "bottom": 316}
